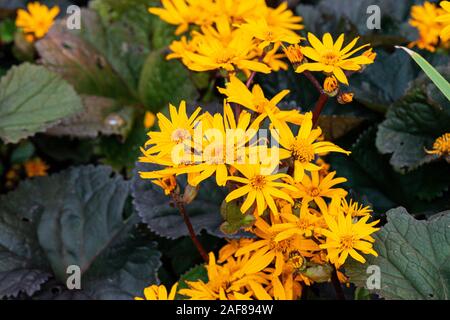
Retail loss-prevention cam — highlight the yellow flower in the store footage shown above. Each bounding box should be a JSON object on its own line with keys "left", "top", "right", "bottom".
{"left": 218, "top": 76, "right": 304, "bottom": 125}
{"left": 283, "top": 44, "right": 304, "bottom": 68}
{"left": 340, "top": 198, "right": 373, "bottom": 218}
{"left": 152, "top": 175, "right": 177, "bottom": 195}
{"left": 425, "top": 133, "right": 450, "bottom": 158}
{"left": 144, "top": 111, "right": 156, "bottom": 129}
{"left": 15, "top": 2, "right": 59, "bottom": 42}
{"left": 261, "top": 43, "right": 289, "bottom": 72}
{"left": 218, "top": 239, "right": 256, "bottom": 263}
{"left": 24, "top": 158, "right": 49, "bottom": 177}
{"left": 437, "top": 1, "right": 450, "bottom": 41}
{"left": 265, "top": 2, "right": 304, "bottom": 32}
{"left": 240, "top": 18, "right": 301, "bottom": 50}
{"left": 271, "top": 112, "right": 350, "bottom": 182}
{"left": 171, "top": 102, "right": 262, "bottom": 187}
{"left": 270, "top": 203, "right": 323, "bottom": 240}
{"left": 135, "top": 283, "right": 178, "bottom": 300}
{"left": 148, "top": 0, "right": 210, "bottom": 35}
{"left": 319, "top": 209, "right": 379, "bottom": 267}
{"left": 296, "top": 33, "right": 374, "bottom": 85}
{"left": 180, "top": 21, "right": 271, "bottom": 74}
{"left": 409, "top": 2, "right": 446, "bottom": 51}
{"left": 179, "top": 252, "right": 268, "bottom": 300}
{"left": 212, "top": 0, "right": 267, "bottom": 25}
{"left": 290, "top": 171, "right": 347, "bottom": 214}
{"left": 236, "top": 218, "right": 318, "bottom": 276}
{"left": 141, "top": 101, "right": 202, "bottom": 161}
{"left": 225, "top": 164, "right": 297, "bottom": 216}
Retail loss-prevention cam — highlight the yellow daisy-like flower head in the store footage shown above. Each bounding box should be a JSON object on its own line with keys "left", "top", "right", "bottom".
{"left": 436, "top": 1, "right": 450, "bottom": 41}
{"left": 425, "top": 133, "right": 450, "bottom": 158}
{"left": 290, "top": 171, "right": 348, "bottom": 214}
{"left": 225, "top": 164, "right": 298, "bottom": 216}
{"left": 142, "top": 100, "right": 202, "bottom": 162}
{"left": 135, "top": 283, "right": 178, "bottom": 300}
{"left": 179, "top": 252, "right": 267, "bottom": 300}
{"left": 319, "top": 209, "right": 379, "bottom": 268}
{"left": 15, "top": 2, "right": 59, "bottom": 42}
{"left": 265, "top": 2, "right": 304, "bottom": 31}
{"left": 240, "top": 18, "right": 301, "bottom": 50}
{"left": 409, "top": 1, "right": 446, "bottom": 51}
{"left": 24, "top": 158, "right": 49, "bottom": 178}
{"left": 271, "top": 112, "right": 350, "bottom": 182}
{"left": 340, "top": 198, "right": 373, "bottom": 218}
{"left": 148, "top": 0, "right": 211, "bottom": 35}
{"left": 270, "top": 203, "right": 324, "bottom": 241}
{"left": 296, "top": 33, "right": 374, "bottom": 85}
{"left": 180, "top": 22, "right": 271, "bottom": 74}
{"left": 218, "top": 76, "right": 304, "bottom": 125}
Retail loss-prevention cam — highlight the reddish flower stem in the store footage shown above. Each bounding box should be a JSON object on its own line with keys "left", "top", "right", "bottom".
{"left": 302, "top": 71, "right": 329, "bottom": 127}
{"left": 174, "top": 195, "right": 209, "bottom": 263}
{"left": 331, "top": 266, "right": 346, "bottom": 300}
{"left": 246, "top": 71, "right": 257, "bottom": 88}
{"left": 312, "top": 94, "right": 329, "bottom": 127}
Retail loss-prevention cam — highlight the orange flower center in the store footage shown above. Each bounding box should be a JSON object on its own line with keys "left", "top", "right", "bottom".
{"left": 340, "top": 235, "right": 355, "bottom": 250}
{"left": 250, "top": 175, "right": 267, "bottom": 190}
{"left": 321, "top": 51, "right": 340, "bottom": 65}
{"left": 291, "top": 139, "right": 315, "bottom": 163}
{"left": 308, "top": 187, "right": 321, "bottom": 197}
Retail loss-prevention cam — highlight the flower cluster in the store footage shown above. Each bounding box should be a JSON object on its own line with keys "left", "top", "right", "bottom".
{"left": 138, "top": 0, "right": 380, "bottom": 300}
{"left": 149, "top": 0, "right": 303, "bottom": 74}
{"left": 409, "top": 1, "right": 450, "bottom": 52}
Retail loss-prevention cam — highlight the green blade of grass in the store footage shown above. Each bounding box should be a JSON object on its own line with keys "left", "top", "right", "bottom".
{"left": 396, "top": 46, "right": 450, "bottom": 101}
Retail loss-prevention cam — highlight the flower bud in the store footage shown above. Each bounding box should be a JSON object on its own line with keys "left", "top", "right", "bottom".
{"left": 337, "top": 92, "right": 354, "bottom": 104}
{"left": 283, "top": 44, "right": 304, "bottom": 69}
{"left": 183, "top": 183, "right": 199, "bottom": 204}
{"left": 323, "top": 76, "right": 339, "bottom": 97}
{"left": 302, "top": 263, "right": 333, "bottom": 283}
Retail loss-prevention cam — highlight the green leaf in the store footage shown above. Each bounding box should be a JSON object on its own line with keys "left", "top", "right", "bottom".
{"left": 138, "top": 50, "right": 198, "bottom": 112}
{"left": 329, "top": 127, "right": 450, "bottom": 215}
{"left": 0, "top": 18, "right": 16, "bottom": 44}
{"left": 132, "top": 162, "right": 227, "bottom": 239}
{"left": 10, "top": 141, "right": 35, "bottom": 164}
{"left": 0, "top": 166, "right": 162, "bottom": 299}
{"left": 350, "top": 51, "right": 416, "bottom": 112}
{"left": 396, "top": 46, "right": 450, "bottom": 101}
{"left": 346, "top": 207, "right": 450, "bottom": 300}
{"left": 35, "top": 18, "right": 133, "bottom": 102}
{"left": 376, "top": 67, "right": 450, "bottom": 172}
{"left": 177, "top": 264, "right": 208, "bottom": 299}
{"left": 0, "top": 63, "right": 83, "bottom": 144}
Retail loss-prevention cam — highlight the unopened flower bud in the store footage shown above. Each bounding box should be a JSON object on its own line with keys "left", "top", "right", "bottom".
{"left": 302, "top": 263, "right": 333, "bottom": 283}
{"left": 323, "top": 75, "right": 339, "bottom": 97}
{"left": 337, "top": 92, "right": 354, "bottom": 104}
{"left": 283, "top": 44, "right": 304, "bottom": 69}
{"left": 183, "top": 184, "right": 199, "bottom": 204}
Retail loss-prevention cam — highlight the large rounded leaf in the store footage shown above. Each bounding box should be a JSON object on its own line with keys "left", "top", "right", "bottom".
{"left": 346, "top": 207, "right": 450, "bottom": 300}
{"left": 0, "top": 166, "right": 162, "bottom": 299}
{"left": 0, "top": 63, "right": 83, "bottom": 143}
